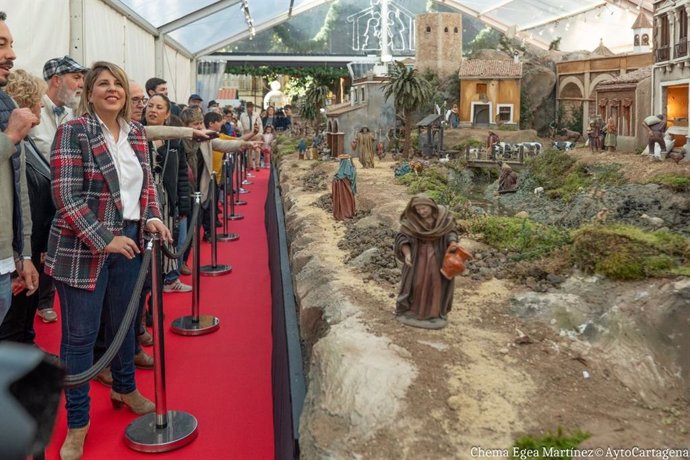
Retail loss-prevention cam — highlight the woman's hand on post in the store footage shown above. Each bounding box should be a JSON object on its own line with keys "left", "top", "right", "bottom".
{"left": 146, "top": 219, "right": 173, "bottom": 243}
{"left": 105, "top": 235, "right": 140, "bottom": 259}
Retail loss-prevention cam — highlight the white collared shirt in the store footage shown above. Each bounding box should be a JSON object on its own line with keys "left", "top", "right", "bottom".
{"left": 29, "top": 94, "right": 75, "bottom": 160}
{"left": 97, "top": 115, "right": 143, "bottom": 220}
{"left": 0, "top": 257, "right": 15, "bottom": 275}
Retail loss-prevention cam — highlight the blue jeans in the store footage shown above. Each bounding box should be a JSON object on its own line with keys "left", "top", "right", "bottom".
{"left": 0, "top": 272, "right": 11, "bottom": 325}
{"left": 177, "top": 216, "right": 188, "bottom": 268}
{"left": 163, "top": 216, "right": 187, "bottom": 284}
{"left": 55, "top": 222, "right": 142, "bottom": 428}
{"left": 164, "top": 216, "right": 187, "bottom": 284}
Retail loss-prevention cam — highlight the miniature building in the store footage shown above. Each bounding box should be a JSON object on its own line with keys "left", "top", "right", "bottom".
{"left": 595, "top": 66, "right": 652, "bottom": 151}
{"left": 556, "top": 47, "right": 652, "bottom": 134}
{"left": 325, "top": 75, "right": 395, "bottom": 158}
{"left": 458, "top": 59, "right": 522, "bottom": 128}
{"left": 415, "top": 12, "right": 463, "bottom": 80}
{"left": 632, "top": 12, "right": 653, "bottom": 54}
{"left": 416, "top": 114, "right": 444, "bottom": 157}
{"left": 652, "top": 0, "right": 690, "bottom": 151}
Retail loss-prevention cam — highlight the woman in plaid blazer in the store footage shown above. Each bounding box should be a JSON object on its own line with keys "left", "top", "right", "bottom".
{"left": 45, "top": 62, "right": 172, "bottom": 460}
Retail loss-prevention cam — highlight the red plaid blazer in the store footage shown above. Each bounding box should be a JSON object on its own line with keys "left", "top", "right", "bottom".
{"left": 45, "top": 115, "right": 161, "bottom": 291}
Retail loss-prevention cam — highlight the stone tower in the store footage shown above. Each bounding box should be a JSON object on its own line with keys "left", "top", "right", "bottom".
{"left": 415, "top": 12, "right": 463, "bottom": 80}
{"left": 631, "top": 12, "right": 652, "bottom": 54}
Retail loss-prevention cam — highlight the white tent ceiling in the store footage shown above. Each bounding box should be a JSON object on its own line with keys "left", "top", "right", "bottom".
{"left": 109, "top": 0, "right": 655, "bottom": 57}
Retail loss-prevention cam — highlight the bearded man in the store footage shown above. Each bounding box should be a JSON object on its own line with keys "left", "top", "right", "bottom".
{"left": 28, "top": 56, "right": 86, "bottom": 324}
{"left": 29, "top": 55, "right": 87, "bottom": 159}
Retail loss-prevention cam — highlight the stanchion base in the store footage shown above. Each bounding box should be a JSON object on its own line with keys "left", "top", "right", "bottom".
{"left": 217, "top": 232, "right": 239, "bottom": 241}
{"left": 234, "top": 200, "right": 247, "bottom": 206}
{"left": 125, "top": 410, "right": 198, "bottom": 453}
{"left": 226, "top": 214, "right": 244, "bottom": 220}
{"left": 200, "top": 264, "right": 232, "bottom": 276}
{"left": 171, "top": 315, "right": 221, "bottom": 335}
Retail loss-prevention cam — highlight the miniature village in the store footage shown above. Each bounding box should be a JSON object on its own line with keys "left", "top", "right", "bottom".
{"left": 269, "top": 2, "right": 690, "bottom": 458}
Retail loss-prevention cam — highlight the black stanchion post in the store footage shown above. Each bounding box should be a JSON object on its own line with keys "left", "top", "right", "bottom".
{"left": 200, "top": 176, "right": 232, "bottom": 277}
{"left": 234, "top": 152, "right": 248, "bottom": 206}
{"left": 125, "top": 235, "right": 198, "bottom": 452}
{"left": 217, "top": 156, "right": 239, "bottom": 242}
{"left": 227, "top": 152, "right": 244, "bottom": 220}
{"left": 171, "top": 193, "right": 221, "bottom": 335}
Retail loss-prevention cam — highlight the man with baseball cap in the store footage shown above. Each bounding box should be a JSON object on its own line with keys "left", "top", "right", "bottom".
{"left": 28, "top": 55, "right": 87, "bottom": 325}
{"left": 188, "top": 93, "right": 203, "bottom": 109}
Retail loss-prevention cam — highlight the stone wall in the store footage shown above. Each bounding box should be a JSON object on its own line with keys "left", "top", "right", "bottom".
{"left": 415, "top": 12, "right": 462, "bottom": 80}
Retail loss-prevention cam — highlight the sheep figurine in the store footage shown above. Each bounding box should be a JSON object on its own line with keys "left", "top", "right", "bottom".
{"left": 640, "top": 213, "right": 664, "bottom": 228}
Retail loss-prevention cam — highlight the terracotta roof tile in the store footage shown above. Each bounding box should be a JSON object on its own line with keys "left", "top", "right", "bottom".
{"left": 458, "top": 60, "right": 522, "bottom": 78}
{"left": 597, "top": 66, "right": 652, "bottom": 88}
{"left": 632, "top": 12, "right": 652, "bottom": 29}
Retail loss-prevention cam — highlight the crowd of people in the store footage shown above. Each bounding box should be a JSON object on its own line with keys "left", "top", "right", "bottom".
{"left": 0, "top": 10, "right": 289, "bottom": 460}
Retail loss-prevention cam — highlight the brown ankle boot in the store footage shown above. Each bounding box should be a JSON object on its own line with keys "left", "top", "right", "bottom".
{"left": 110, "top": 389, "right": 155, "bottom": 414}
{"left": 60, "top": 422, "right": 89, "bottom": 460}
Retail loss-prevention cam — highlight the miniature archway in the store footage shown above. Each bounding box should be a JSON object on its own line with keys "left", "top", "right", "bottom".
{"left": 588, "top": 73, "right": 615, "bottom": 98}
{"left": 558, "top": 76, "right": 585, "bottom": 98}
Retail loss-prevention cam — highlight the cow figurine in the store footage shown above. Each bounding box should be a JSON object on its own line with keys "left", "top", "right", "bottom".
{"left": 552, "top": 141, "right": 575, "bottom": 151}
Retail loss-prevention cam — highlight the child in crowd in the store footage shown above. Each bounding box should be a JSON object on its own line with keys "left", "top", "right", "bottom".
{"left": 261, "top": 125, "right": 276, "bottom": 168}
{"left": 221, "top": 107, "right": 238, "bottom": 137}
{"left": 204, "top": 111, "right": 226, "bottom": 185}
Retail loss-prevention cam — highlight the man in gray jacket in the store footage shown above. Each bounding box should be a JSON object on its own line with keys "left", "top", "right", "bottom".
{"left": 0, "top": 11, "right": 38, "bottom": 324}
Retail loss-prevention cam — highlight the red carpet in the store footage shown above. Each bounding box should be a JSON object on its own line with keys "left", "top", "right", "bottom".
{"left": 35, "top": 169, "right": 274, "bottom": 459}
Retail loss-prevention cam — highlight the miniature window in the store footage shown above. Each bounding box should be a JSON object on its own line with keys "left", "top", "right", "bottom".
{"left": 634, "top": 34, "right": 640, "bottom": 46}
{"left": 361, "top": 87, "right": 365, "bottom": 102}
{"left": 426, "top": 26, "right": 431, "bottom": 32}
{"left": 679, "top": 7, "right": 688, "bottom": 39}
{"left": 476, "top": 83, "right": 487, "bottom": 97}
{"left": 454, "top": 27, "right": 459, "bottom": 33}
{"left": 444, "top": 27, "right": 448, "bottom": 32}
{"left": 497, "top": 105, "right": 512, "bottom": 122}
{"left": 353, "top": 89, "right": 358, "bottom": 102}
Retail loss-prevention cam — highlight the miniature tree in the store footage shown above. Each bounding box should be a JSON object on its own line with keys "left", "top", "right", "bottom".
{"left": 382, "top": 61, "right": 433, "bottom": 159}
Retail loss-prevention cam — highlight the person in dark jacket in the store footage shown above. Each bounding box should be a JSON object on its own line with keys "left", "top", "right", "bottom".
{"left": 0, "top": 14, "right": 39, "bottom": 325}
{"left": 144, "top": 94, "right": 191, "bottom": 292}
{"left": 0, "top": 68, "right": 52, "bottom": 342}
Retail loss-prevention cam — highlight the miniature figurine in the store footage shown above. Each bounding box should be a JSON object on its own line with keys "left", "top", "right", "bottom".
{"left": 395, "top": 196, "right": 462, "bottom": 330}
{"left": 298, "top": 138, "right": 307, "bottom": 159}
{"left": 497, "top": 161, "right": 518, "bottom": 194}
{"left": 586, "top": 121, "right": 599, "bottom": 152}
{"left": 332, "top": 154, "right": 357, "bottom": 221}
{"left": 353, "top": 127, "right": 376, "bottom": 168}
{"left": 376, "top": 141, "right": 385, "bottom": 160}
{"left": 487, "top": 131, "right": 499, "bottom": 148}
{"left": 604, "top": 117, "right": 617, "bottom": 152}
{"left": 643, "top": 114, "right": 667, "bottom": 161}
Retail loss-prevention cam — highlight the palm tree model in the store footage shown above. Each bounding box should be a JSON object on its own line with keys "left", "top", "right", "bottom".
{"left": 382, "top": 61, "right": 433, "bottom": 159}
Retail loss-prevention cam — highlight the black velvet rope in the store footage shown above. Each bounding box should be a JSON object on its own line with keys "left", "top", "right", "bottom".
{"left": 160, "top": 197, "right": 201, "bottom": 260}
{"left": 63, "top": 242, "right": 153, "bottom": 388}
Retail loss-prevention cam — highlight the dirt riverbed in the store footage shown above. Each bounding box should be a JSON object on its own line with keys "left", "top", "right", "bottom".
{"left": 279, "top": 144, "right": 690, "bottom": 459}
